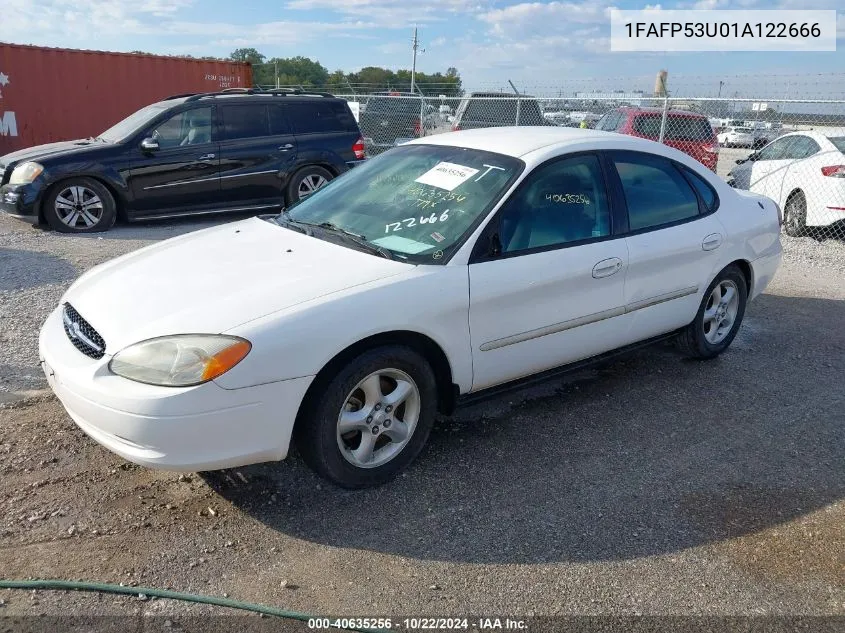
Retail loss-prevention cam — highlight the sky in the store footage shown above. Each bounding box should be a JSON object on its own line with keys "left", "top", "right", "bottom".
{"left": 1, "top": 0, "right": 844, "bottom": 96}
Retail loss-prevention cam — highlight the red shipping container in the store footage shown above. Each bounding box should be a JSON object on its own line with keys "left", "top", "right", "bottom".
{"left": 0, "top": 43, "right": 252, "bottom": 154}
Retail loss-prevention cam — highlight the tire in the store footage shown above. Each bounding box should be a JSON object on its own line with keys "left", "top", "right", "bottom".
{"left": 783, "top": 191, "right": 808, "bottom": 237}
{"left": 676, "top": 265, "right": 748, "bottom": 360}
{"left": 285, "top": 165, "right": 334, "bottom": 207}
{"left": 294, "top": 345, "right": 438, "bottom": 489}
{"left": 43, "top": 177, "right": 117, "bottom": 233}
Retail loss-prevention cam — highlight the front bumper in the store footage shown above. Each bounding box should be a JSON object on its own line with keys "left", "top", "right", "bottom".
{"left": 0, "top": 182, "right": 40, "bottom": 218}
{"left": 39, "top": 306, "right": 314, "bottom": 472}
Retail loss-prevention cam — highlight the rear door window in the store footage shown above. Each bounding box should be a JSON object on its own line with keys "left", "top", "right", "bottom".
{"left": 613, "top": 152, "right": 701, "bottom": 231}
{"left": 665, "top": 117, "right": 714, "bottom": 141}
{"left": 631, "top": 115, "right": 662, "bottom": 138}
{"left": 681, "top": 166, "right": 718, "bottom": 212}
{"left": 220, "top": 104, "right": 270, "bottom": 140}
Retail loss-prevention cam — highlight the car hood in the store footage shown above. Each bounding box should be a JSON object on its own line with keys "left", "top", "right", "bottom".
{"left": 62, "top": 217, "right": 411, "bottom": 354}
{"left": 0, "top": 139, "right": 105, "bottom": 166}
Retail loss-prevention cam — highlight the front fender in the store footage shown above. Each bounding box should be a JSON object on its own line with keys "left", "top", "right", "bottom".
{"left": 217, "top": 265, "right": 473, "bottom": 392}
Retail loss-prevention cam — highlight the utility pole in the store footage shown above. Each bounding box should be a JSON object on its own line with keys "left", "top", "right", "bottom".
{"left": 411, "top": 26, "right": 423, "bottom": 94}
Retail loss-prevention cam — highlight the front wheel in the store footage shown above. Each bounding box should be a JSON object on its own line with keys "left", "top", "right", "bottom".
{"left": 676, "top": 265, "right": 748, "bottom": 360}
{"left": 294, "top": 345, "right": 438, "bottom": 489}
{"left": 43, "top": 178, "right": 117, "bottom": 233}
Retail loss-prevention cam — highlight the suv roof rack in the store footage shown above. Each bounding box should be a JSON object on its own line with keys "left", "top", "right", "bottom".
{"left": 164, "top": 92, "right": 198, "bottom": 100}
{"left": 180, "top": 88, "right": 336, "bottom": 103}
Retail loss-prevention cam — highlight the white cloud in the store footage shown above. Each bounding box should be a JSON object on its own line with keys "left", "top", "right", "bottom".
{"left": 285, "top": 0, "right": 487, "bottom": 26}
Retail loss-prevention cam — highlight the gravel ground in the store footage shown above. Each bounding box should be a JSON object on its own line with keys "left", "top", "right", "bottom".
{"left": 0, "top": 212, "right": 843, "bottom": 620}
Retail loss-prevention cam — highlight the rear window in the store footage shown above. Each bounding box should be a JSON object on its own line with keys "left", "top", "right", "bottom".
{"left": 829, "top": 137, "right": 845, "bottom": 152}
{"left": 463, "top": 99, "right": 544, "bottom": 125}
{"left": 366, "top": 97, "right": 423, "bottom": 115}
{"left": 286, "top": 102, "right": 351, "bottom": 134}
{"left": 633, "top": 115, "right": 714, "bottom": 141}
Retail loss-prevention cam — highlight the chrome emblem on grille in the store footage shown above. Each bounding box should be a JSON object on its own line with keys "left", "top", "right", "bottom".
{"left": 63, "top": 309, "right": 104, "bottom": 353}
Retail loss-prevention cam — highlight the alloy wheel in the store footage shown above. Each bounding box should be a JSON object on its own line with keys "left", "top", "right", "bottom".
{"left": 336, "top": 368, "right": 421, "bottom": 469}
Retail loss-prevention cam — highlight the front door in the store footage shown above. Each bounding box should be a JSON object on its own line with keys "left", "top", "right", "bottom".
{"left": 128, "top": 105, "right": 221, "bottom": 216}
{"left": 748, "top": 136, "right": 795, "bottom": 200}
{"left": 216, "top": 103, "right": 298, "bottom": 209}
{"left": 468, "top": 153, "right": 629, "bottom": 391}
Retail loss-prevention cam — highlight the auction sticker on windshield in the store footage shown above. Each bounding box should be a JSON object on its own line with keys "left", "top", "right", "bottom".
{"left": 415, "top": 162, "right": 479, "bottom": 191}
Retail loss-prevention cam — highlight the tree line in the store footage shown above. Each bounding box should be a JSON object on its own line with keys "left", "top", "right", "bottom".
{"left": 131, "top": 48, "right": 463, "bottom": 95}
{"left": 229, "top": 48, "right": 463, "bottom": 96}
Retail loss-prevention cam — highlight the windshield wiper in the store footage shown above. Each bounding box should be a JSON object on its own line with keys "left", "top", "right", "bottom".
{"left": 275, "top": 213, "right": 393, "bottom": 260}
{"left": 313, "top": 222, "right": 395, "bottom": 260}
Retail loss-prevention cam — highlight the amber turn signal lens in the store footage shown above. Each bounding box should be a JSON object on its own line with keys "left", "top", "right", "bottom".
{"left": 201, "top": 340, "right": 252, "bottom": 381}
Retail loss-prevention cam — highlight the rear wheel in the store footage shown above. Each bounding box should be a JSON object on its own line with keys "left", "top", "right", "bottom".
{"left": 295, "top": 345, "right": 438, "bottom": 489}
{"left": 676, "top": 265, "right": 747, "bottom": 360}
{"left": 43, "top": 178, "right": 116, "bottom": 233}
{"left": 285, "top": 165, "right": 334, "bottom": 206}
{"left": 783, "top": 191, "right": 807, "bottom": 237}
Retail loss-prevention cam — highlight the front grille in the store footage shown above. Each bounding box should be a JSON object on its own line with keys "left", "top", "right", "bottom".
{"left": 62, "top": 303, "right": 106, "bottom": 359}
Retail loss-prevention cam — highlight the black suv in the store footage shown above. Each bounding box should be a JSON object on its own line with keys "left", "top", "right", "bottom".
{"left": 0, "top": 89, "right": 365, "bottom": 233}
{"left": 451, "top": 91, "right": 552, "bottom": 131}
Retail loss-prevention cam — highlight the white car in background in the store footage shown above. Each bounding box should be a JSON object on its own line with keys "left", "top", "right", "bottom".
{"left": 39, "top": 128, "right": 782, "bottom": 489}
{"left": 727, "top": 129, "right": 845, "bottom": 236}
{"left": 718, "top": 126, "right": 756, "bottom": 148}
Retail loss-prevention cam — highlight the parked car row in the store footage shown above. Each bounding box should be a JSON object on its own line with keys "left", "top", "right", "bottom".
{"left": 0, "top": 88, "right": 365, "bottom": 233}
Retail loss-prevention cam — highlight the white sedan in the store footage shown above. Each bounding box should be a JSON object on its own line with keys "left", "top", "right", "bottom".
{"left": 40, "top": 127, "right": 783, "bottom": 488}
{"left": 727, "top": 129, "right": 845, "bottom": 236}
{"left": 717, "top": 126, "right": 756, "bottom": 148}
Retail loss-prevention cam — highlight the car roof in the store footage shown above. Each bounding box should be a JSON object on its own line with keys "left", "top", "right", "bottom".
{"left": 404, "top": 126, "right": 643, "bottom": 158}
{"left": 616, "top": 106, "right": 708, "bottom": 118}
{"left": 153, "top": 92, "right": 341, "bottom": 108}
{"left": 781, "top": 127, "right": 845, "bottom": 139}
{"left": 467, "top": 91, "right": 538, "bottom": 99}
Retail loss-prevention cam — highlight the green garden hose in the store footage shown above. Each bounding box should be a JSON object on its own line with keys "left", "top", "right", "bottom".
{"left": 0, "top": 579, "right": 382, "bottom": 632}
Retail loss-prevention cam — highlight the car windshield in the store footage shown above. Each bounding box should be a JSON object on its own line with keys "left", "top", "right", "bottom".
{"left": 277, "top": 144, "right": 523, "bottom": 264}
{"left": 98, "top": 103, "right": 170, "bottom": 142}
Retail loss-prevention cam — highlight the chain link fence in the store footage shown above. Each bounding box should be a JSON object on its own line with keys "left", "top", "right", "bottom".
{"left": 333, "top": 92, "right": 845, "bottom": 242}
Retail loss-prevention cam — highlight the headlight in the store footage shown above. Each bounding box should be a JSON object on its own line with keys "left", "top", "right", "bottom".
{"left": 9, "top": 162, "right": 44, "bottom": 185}
{"left": 109, "top": 335, "right": 251, "bottom": 387}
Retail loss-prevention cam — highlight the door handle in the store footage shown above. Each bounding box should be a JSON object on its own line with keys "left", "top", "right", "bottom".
{"left": 702, "top": 233, "right": 723, "bottom": 251}
{"left": 198, "top": 153, "right": 216, "bottom": 161}
{"left": 279, "top": 144, "right": 294, "bottom": 151}
{"left": 592, "top": 257, "right": 623, "bottom": 279}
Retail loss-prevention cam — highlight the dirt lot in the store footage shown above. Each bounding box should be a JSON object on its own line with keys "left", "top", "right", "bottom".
{"left": 0, "top": 212, "right": 843, "bottom": 620}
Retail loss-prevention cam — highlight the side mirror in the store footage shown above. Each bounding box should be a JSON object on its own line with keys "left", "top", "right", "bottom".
{"left": 140, "top": 137, "right": 159, "bottom": 152}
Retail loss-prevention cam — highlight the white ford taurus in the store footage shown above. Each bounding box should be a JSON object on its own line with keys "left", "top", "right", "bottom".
{"left": 39, "top": 127, "right": 783, "bottom": 488}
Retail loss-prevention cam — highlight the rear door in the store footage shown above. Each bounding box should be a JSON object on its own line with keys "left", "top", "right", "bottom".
{"left": 609, "top": 150, "right": 726, "bottom": 342}
{"left": 216, "top": 102, "right": 297, "bottom": 210}
{"left": 128, "top": 105, "right": 222, "bottom": 216}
